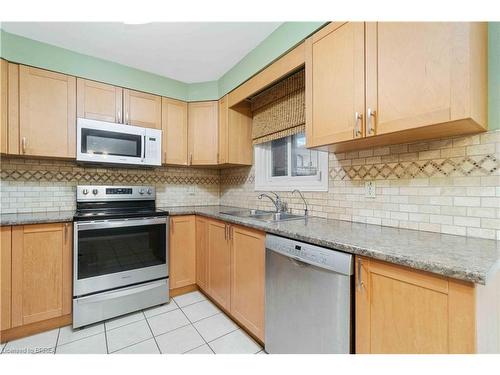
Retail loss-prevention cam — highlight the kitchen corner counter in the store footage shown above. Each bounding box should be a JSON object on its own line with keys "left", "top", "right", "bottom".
{"left": 162, "top": 205, "right": 500, "bottom": 285}
{"left": 0, "top": 210, "right": 75, "bottom": 226}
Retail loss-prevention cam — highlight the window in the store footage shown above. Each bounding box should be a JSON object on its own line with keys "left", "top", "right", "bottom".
{"left": 255, "top": 133, "right": 328, "bottom": 191}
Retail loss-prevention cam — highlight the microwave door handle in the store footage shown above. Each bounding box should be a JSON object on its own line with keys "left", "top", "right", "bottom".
{"left": 142, "top": 134, "right": 146, "bottom": 162}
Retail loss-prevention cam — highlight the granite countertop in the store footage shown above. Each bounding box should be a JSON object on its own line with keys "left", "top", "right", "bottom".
{"left": 161, "top": 205, "right": 500, "bottom": 285}
{"left": 2, "top": 205, "right": 499, "bottom": 285}
{"left": 0, "top": 210, "right": 75, "bottom": 225}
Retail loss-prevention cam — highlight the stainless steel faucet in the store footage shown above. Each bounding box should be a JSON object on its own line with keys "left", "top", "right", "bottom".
{"left": 258, "top": 192, "right": 286, "bottom": 213}
{"left": 292, "top": 189, "right": 309, "bottom": 216}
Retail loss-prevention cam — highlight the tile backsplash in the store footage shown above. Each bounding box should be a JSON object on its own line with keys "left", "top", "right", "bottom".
{"left": 220, "top": 130, "right": 500, "bottom": 240}
{"left": 1, "top": 130, "right": 499, "bottom": 240}
{"left": 0, "top": 158, "right": 220, "bottom": 213}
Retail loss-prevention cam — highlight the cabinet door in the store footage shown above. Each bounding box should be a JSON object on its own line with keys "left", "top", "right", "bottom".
{"left": 305, "top": 22, "right": 365, "bottom": 147}
{"left": 218, "top": 96, "right": 228, "bottom": 164}
{"left": 77, "top": 78, "right": 123, "bottom": 123}
{"left": 195, "top": 216, "right": 209, "bottom": 291}
{"left": 19, "top": 66, "right": 76, "bottom": 158}
{"left": 169, "top": 216, "right": 196, "bottom": 289}
{"left": 1, "top": 226, "right": 12, "bottom": 332}
{"left": 188, "top": 101, "right": 218, "bottom": 165}
{"left": 0, "top": 60, "right": 7, "bottom": 154}
{"left": 123, "top": 89, "right": 161, "bottom": 129}
{"left": 230, "top": 225, "right": 265, "bottom": 341}
{"left": 11, "top": 223, "right": 72, "bottom": 327}
{"left": 207, "top": 219, "right": 231, "bottom": 310}
{"left": 356, "top": 257, "right": 475, "bottom": 354}
{"left": 365, "top": 22, "right": 483, "bottom": 135}
{"left": 224, "top": 100, "right": 253, "bottom": 165}
{"left": 162, "top": 97, "right": 188, "bottom": 165}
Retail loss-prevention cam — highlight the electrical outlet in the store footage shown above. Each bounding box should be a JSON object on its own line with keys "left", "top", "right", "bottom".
{"left": 365, "top": 181, "right": 376, "bottom": 198}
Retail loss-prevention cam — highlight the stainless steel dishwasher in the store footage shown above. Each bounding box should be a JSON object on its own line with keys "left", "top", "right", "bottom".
{"left": 265, "top": 234, "right": 354, "bottom": 354}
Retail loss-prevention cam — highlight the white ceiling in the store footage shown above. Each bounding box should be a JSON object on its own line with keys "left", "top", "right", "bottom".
{"left": 1, "top": 22, "right": 283, "bottom": 83}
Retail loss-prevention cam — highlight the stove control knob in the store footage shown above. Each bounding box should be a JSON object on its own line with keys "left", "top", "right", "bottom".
{"left": 92, "top": 189, "right": 99, "bottom": 195}
{"left": 147, "top": 188, "right": 152, "bottom": 195}
{"left": 82, "top": 189, "right": 89, "bottom": 195}
{"left": 139, "top": 188, "right": 145, "bottom": 195}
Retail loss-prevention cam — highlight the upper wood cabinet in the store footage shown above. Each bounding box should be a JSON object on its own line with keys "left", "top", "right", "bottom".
{"left": 11, "top": 223, "right": 72, "bottom": 328}
{"left": 169, "top": 216, "right": 196, "bottom": 289}
{"left": 218, "top": 95, "right": 253, "bottom": 166}
{"left": 305, "top": 22, "right": 365, "bottom": 146}
{"left": 1, "top": 226, "right": 12, "bottom": 334}
{"left": 306, "top": 22, "right": 488, "bottom": 152}
{"left": 356, "top": 256, "right": 476, "bottom": 354}
{"left": 123, "top": 89, "right": 161, "bottom": 129}
{"left": 195, "top": 216, "right": 209, "bottom": 291}
{"left": 188, "top": 101, "right": 219, "bottom": 165}
{"left": 0, "top": 60, "right": 7, "bottom": 154}
{"left": 207, "top": 219, "right": 231, "bottom": 310}
{"left": 18, "top": 66, "right": 76, "bottom": 158}
{"left": 230, "top": 225, "right": 265, "bottom": 341}
{"left": 77, "top": 78, "right": 123, "bottom": 123}
{"left": 161, "top": 97, "right": 188, "bottom": 165}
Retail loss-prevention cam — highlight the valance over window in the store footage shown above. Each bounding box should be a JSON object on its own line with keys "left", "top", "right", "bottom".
{"left": 251, "top": 69, "right": 305, "bottom": 145}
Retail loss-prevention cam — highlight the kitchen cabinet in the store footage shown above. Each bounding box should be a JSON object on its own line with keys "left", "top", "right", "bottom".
{"left": 77, "top": 78, "right": 123, "bottom": 123}
{"left": 230, "top": 225, "right": 265, "bottom": 341}
{"left": 161, "top": 97, "right": 188, "bottom": 165}
{"left": 123, "top": 89, "right": 162, "bottom": 129}
{"left": 306, "top": 22, "right": 487, "bottom": 152}
{"left": 1, "top": 226, "right": 12, "bottom": 334}
{"left": 18, "top": 65, "right": 76, "bottom": 158}
{"left": 218, "top": 95, "right": 253, "bottom": 166}
{"left": 207, "top": 219, "right": 231, "bottom": 310}
{"left": 0, "top": 60, "right": 7, "bottom": 154}
{"left": 195, "top": 216, "right": 209, "bottom": 291}
{"left": 188, "top": 101, "right": 219, "bottom": 165}
{"left": 305, "top": 22, "right": 365, "bottom": 146}
{"left": 169, "top": 216, "right": 196, "bottom": 289}
{"left": 11, "top": 223, "right": 72, "bottom": 328}
{"left": 355, "top": 256, "right": 475, "bottom": 354}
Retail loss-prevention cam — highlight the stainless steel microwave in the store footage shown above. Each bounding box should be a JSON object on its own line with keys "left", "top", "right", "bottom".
{"left": 77, "top": 118, "right": 162, "bottom": 166}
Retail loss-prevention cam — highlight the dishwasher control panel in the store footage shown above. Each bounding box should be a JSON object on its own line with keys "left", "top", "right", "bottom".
{"left": 265, "top": 234, "right": 353, "bottom": 275}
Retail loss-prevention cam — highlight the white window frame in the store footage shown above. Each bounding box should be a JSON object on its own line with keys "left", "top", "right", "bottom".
{"left": 254, "top": 135, "right": 328, "bottom": 192}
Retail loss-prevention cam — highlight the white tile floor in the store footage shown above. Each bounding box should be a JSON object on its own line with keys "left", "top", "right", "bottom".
{"left": 0, "top": 291, "right": 264, "bottom": 355}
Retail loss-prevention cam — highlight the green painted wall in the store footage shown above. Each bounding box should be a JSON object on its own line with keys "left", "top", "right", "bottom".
{"left": 0, "top": 22, "right": 326, "bottom": 102}
{"left": 217, "top": 22, "right": 326, "bottom": 97}
{"left": 0, "top": 30, "right": 189, "bottom": 100}
{"left": 489, "top": 22, "right": 500, "bottom": 130}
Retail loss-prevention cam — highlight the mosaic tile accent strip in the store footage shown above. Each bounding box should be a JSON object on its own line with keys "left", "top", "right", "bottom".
{"left": 0, "top": 157, "right": 220, "bottom": 185}
{"left": 329, "top": 154, "right": 499, "bottom": 181}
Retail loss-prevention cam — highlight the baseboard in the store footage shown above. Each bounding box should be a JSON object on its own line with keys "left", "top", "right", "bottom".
{"left": 170, "top": 284, "right": 198, "bottom": 297}
{"left": 0, "top": 314, "right": 72, "bottom": 343}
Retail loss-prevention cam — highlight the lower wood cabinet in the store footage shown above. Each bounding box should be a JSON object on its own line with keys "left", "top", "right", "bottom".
{"left": 169, "top": 216, "right": 196, "bottom": 289}
{"left": 10, "top": 223, "right": 72, "bottom": 328}
{"left": 355, "top": 256, "right": 475, "bottom": 354}
{"left": 195, "top": 216, "right": 209, "bottom": 291}
{"left": 0, "top": 226, "right": 12, "bottom": 333}
{"left": 207, "top": 219, "right": 232, "bottom": 310}
{"left": 230, "top": 225, "right": 265, "bottom": 341}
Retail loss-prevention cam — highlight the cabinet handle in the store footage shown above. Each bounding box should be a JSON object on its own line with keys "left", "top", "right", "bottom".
{"left": 189, "top": 153, "right": 193, "bottom": 166}
{"left": 125, "top": 111, "right": 129, "bottom": 125}
{"left": 367, "top": 108, "right": 376, "bottom": 135}
{"left": 117, "top": 110, "right": 122, "bottom": 123}
{"left": 354, "top": 112, "right": 363, "bottom": 138}
{"left": 164, "top": 151, "right": 167, "bottom": 164}
{"left": 22, "top": 137, "right": 27, "bottom": 154}
{"left": 224, "top": 224, "right": 227, "bottom": 240}
{"left": 229, "top": 226, "right": 233, "bottom": 240}
{"left": 171, "top": 220, "right": 174, "bottom": 234}
{"left": 357, "top": 258, "right": 365, "bottom": 291}
{"left": 64, "top": 223, "right": 69, "bottom": 243}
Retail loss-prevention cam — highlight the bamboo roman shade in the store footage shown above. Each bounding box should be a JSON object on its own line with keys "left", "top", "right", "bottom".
{"left": 251, "top": 69, "right": 305, "bottom": 145}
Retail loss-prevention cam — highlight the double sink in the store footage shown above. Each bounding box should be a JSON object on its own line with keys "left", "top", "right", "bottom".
{"left": 220, "top": 209, "right": 306, "bottom": 223}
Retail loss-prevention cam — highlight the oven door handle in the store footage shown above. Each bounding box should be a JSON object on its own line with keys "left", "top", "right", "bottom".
{"left": 76, "top": 217, "right": 167, "bottom": 231}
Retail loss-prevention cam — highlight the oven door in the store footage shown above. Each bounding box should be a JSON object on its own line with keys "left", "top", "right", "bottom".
{"left": 74, "top": 217, "right": 168, "bottom": 297}
{"left": 77, "top": 118, "right": 145, "bottom": 165}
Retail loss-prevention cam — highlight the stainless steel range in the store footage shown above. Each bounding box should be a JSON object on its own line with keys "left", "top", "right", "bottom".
{"left": 73, "top": 185, "right": 169, "bottom": 328}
